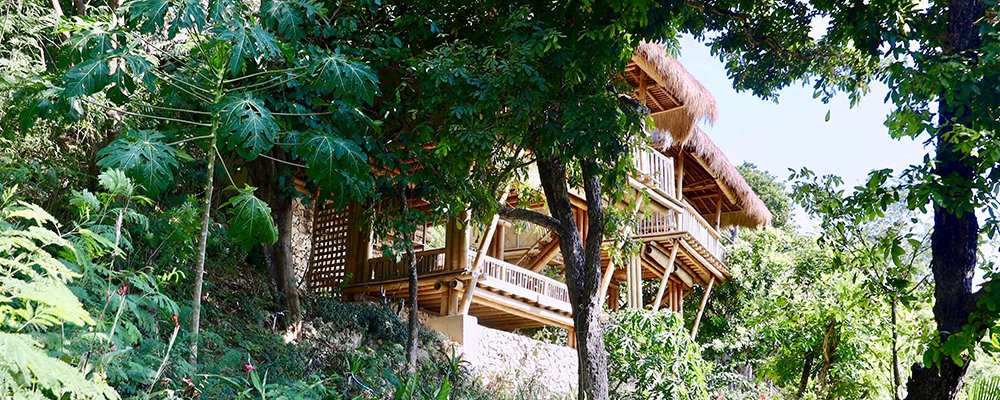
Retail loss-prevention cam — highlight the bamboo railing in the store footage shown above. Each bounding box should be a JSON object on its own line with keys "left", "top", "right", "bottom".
{"left": 363, "top": 248, "right": 571, "bottom": 305}
{"left": 365, "top": 248, "right": 447, "bottom": 281}
{"left": 633, "top": 145, "right": 676, "bottom": 198}
{"left": 475, "top": 253, "right": 571, "bottom": 303}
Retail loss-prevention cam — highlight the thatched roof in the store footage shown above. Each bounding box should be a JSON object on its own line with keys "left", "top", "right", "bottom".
{"left": 651, "top": 128, "right": 772, "bottom": 228}
{"left": 629, "top": 41, "right": 718, "bottom": 143}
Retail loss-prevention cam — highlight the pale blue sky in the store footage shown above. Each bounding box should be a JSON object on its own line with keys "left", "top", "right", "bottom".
{"left": 675, "top": 36, "right": 929, "bottom": 186}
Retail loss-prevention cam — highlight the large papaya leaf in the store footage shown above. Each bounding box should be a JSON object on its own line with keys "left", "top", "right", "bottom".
{"left": 168, "top": 0, "right": 206, "bottom": 38}
{"left": 260, "top": 0, "right": 319, "bottom": 41}
{"left": 217, "top": 94, "right": 279, "bottom": 160}
{"left": 63, "top": 58, "right": 112, "bottom": 98}
{"left": 124, "top": 0, "right": 171, "bottom": 31}
{"left": 296, "top": 132, "right": 371, "bottom": 206}
{"left": 221, "top": 186, "right": 278, "bottom": 248}
{"left": 96, "top": 130, "right": 179, "bottom": 196}
{"left": 310, "top": 55, "right": 379, "bottom": 105}
{"left": 215, "top": 22, "right": 281, "bottom": 75}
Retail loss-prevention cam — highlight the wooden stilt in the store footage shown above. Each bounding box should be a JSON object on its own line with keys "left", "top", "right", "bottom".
{"left": 651, "top": 243, "right": 679, "bottom": 312}
{"left": 691, "top": 276, "right": 716, "bottom": 339}
{"left": 597, "top": 259, "right": 616, "bottom": 309}
{"left": 676, "top": 152, "right": 685, "bottom": 200}
{"left": 627, "top": 254, "right": 642, "bottom": 308}
{"left": 715, "top": 196, "right": 723, "bottom": 231}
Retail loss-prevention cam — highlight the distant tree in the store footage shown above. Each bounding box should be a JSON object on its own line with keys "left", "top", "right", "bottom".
{"left": 738, "top": 162, "right": 793, "bottom": 230}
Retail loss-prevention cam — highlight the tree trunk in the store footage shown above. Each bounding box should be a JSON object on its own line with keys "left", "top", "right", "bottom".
{"left": 903, "top": 0, "right": 984, "bottom": 398}
{"left": 273, "top": 195, "right": 302, "bottom": 334}
{"left": 816, "top": 320, "right": 838, "bottom": 398}
{"left": 247, "top": 155, "right": 302, "bottom": 333}
{"left": 402, "top": 192, "right": 419, "bottom": 373}
{"left": 536, "top": 155, "right": 609, "bottom": 400}
{"left": 188, "top": 134, "right": 217, "bottom": 367}
{"left": 891, "top": 297, "right": 901, "bottom": 400}
{"left": 405, "top": 241, "right": 419, "bottom": 372}
{"left": 261, "top": 243, "right": 283, "bottom": 307}
{"left": 796, "top": 350, "right": 815, "bottom": 399}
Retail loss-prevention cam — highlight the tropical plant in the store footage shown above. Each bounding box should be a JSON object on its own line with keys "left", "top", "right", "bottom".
{"left": 604, "top": 309, "right": 711, "bottom": 400}
{"left": 15, "top": 0, "right": 379, "bottom": 366}
{"left": 0, "top": 186, "right": 120, "bottom": 399}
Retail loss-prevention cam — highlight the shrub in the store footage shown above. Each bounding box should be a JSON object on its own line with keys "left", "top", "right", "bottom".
{"left": 605, "top": 309, "right": 712, "bottom": 400}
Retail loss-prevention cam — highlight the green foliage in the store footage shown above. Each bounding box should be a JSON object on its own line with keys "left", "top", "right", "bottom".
{"left": 222, "top": 186, "right": 278, "bottom": 248}
{"left": 604, "top": 309, "right": 711, "bottom": 400}
{"left": 0, "top": 188, "right": 120, "bottom": 399}
{"left": 966, "top": 375, "right": 1000, "bottom": 400}
{"left": 738, "top": 162, "right": 793, "bottom": 230}
{"left": 217, "top": 94, "right": 279, "bottom": 160}
{"left": 97, "top": 130, "right": 180, "bottom": 196}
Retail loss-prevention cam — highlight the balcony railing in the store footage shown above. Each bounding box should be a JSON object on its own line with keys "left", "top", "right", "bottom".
{"left": 633, "top": 145, "right": 676, "bottom": 198}
{"left": 636, "top": 205, "right": 724, "bottom": 261}
{"left": 679, "top": 205, "right": 724, "bottom": 260}
{"left": 475, "top": 253, "right": 571, "bottom": 303}
{"left": 364, "top": 248, "right": 571, "bottom": 305}
{"left": 366, "top": 248, "right": 447, "bottom": 282}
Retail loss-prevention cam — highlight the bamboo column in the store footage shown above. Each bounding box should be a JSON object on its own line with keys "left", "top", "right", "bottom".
{"left": 651, "top": 243, "right": 679, "bottom": 311}
{"left": 626, "top": 253, "right": 643, "bottom": 308}
{"left": 690, "top": 276, "right": 716, "bottom": 339}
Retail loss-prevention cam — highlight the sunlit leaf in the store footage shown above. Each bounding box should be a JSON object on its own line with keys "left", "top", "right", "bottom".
{"left": 221, "top": 185, "right": 277, "bottom": 248}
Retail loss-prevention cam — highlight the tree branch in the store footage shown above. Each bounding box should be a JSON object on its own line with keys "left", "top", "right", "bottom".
{"left": 498, "top": 206, "right": 563, "bottom": 234}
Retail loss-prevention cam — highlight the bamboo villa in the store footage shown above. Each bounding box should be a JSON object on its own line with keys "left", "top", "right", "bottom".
{"left": 300, "top": 41, "right": 771, "bottom": 347}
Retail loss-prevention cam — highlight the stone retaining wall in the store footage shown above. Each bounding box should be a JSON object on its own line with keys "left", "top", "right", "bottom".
{"left": 290, "top": 197, "right": 313, "bottom": 286}
{"left": 472, "top": 325, "right": 578, "bottom": 398}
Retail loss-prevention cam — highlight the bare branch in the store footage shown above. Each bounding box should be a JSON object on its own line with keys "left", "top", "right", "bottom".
{"left": 498, "top": 206, "right": 563, "bottom": 234}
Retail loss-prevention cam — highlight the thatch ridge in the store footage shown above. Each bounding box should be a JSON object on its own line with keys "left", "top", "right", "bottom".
{"left": 633, "top": 41, "right": 718, "bottom": 143}
{"left": 651, "top": 128, "right": 773, "bottom": 228}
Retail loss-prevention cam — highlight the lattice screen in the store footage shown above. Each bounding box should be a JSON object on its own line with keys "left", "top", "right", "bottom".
{"left": 306, "top": 203, "right": 351, "bottom": 292}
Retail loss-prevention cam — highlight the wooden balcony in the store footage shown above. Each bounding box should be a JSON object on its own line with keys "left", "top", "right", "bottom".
{"left": 346, "top": 248, "right": 573, "bottom": 330}
{"left": 632, "top": 144, "right": 676, "bottom": 198}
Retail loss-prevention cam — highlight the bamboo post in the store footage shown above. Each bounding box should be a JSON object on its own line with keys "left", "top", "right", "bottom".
{"left": 597, "top": 259, "right": 616, "bottom": 308}
{"left": 459, "top": 185, "right": 512, "bottom": 315}
{"left": 651, "top": 243, "right": 679, "bottom": 311}
{"left": 690, "top": 276, "right": 716, "bottom": 339}
{"left": 627, "top": 254, "right": 642, "bottom": 308}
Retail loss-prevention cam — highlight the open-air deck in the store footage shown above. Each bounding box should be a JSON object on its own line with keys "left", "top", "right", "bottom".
{"left": 343, "top": 249, "right": 574, "bottom": 331}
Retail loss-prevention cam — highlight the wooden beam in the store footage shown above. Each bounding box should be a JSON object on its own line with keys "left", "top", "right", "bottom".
{"left": 472, "top": 289, "right": 574, "bottom": 328}
{"left": 651, "top": 243, "right": 679, "bottom": 312}
{"left": 676, "top": 152, "right": 685, "bottom": 200}
{"left": 460, "top": 186, "right": 512, "bottom": 314}
{"left": 528, "top": 240, "right": 561, "bottom": 272}
{"left": 679, "top": 238, "right": 726, "bottom": 281}
{"left": 690, "top": 276, "right": 716, "bottom": 339}
{"left": 715, "top": 196, "right": 723, "bottom": 231}
{"left": 638, "top": 74, "right": 648, "bottom": 105}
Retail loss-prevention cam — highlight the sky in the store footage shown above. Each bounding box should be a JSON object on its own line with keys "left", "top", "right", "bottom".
{"left": 674, "top": 36, "right": 929, "bottom": 187}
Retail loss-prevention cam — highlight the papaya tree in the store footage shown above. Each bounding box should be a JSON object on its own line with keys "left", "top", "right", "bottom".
{"left": 17, "top": 0, "right": 378, "bottom": 367}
